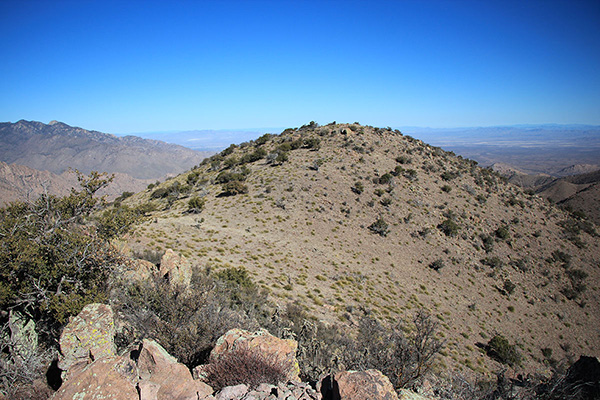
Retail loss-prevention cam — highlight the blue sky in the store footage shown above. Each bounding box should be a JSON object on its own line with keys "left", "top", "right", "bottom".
{"left": 1, "top": 0, "right": 599, "bottom": 133}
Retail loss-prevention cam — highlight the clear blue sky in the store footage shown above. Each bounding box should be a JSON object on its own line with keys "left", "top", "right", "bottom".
{"left": 1, "top": 0, "right": 599, "bottom": 133}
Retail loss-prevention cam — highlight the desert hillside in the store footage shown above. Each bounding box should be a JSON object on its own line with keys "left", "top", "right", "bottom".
{"left": 119, "top": 122, "right": 600, "bottom": 377}
{"left": 0, "top": 120, "right": 212, "bottom": 204}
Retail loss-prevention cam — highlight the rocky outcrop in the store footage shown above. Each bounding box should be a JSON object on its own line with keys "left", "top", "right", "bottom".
{"left": 318, "top": 369, "right": 399, "bottom": 400}
{"left": 214, "top": 381, "right": 320, "bottom": 400}
{"left": 54, "top": 303, "right": 415, "bottom": 400}
{"left": 137, "top": 339, "right": 213, "bottom": 400}
{"left": 197, "top": 328, "right": 300, "bottom": 383}
{"left": 57, "top": 303, "right": 116, "bottom": 380}
{"left": 54, "top": 303, "right": 214, "bottom": 400}
{"left": 159, "top": 248, "right": 193, "bottom": 288}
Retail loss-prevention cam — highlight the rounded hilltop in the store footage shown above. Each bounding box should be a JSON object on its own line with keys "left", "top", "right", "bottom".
{"left": 120, "top": 121, "right": 600, "bottom": 377}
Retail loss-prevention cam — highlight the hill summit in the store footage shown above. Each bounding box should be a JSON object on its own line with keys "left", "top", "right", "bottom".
{"left": 121, "top": 122, "right": 600, "bottom": 376}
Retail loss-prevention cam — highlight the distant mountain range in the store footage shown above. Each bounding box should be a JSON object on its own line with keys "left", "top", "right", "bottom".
{"left": 0, "top": 120, "right": 212, "bottom": 204}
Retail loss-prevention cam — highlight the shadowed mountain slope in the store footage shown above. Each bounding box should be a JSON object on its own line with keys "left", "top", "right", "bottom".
{"left": 120, "top": 122, "right": 600, "bottom": 377}
{"left": 0, "top": 120, "right": 212, "bottom": 204}
{"left": 0, "top": 120, "right": 210, "bottom": 179}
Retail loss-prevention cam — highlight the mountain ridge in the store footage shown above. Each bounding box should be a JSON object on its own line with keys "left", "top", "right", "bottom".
{"left": 118, "top": 122, "right": 600, "bottom": 378}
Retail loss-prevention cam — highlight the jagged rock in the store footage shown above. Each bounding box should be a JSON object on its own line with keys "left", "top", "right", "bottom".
{"left": 6, "top": 310, "right": 37, "bottom": 363}
{"left": 319, "top": 369, "right": 398, "bottom": 400}
{"left": 204, "top": 328, "right": 300, "bottom": 382}
{"left": 159, "top": 248, "right": 192, "bottom": 287}
{"left": 124, "top": 258, "right": 157, "bottom": 282}
{"left": 51, "top": 356, "right": 138, "bottom": 400}
{"left": 57, "top": 303, "right": 116, "bottom": 379}
{"left": 217, "top": 384, "right": 249, "bottom": 400}
{"left": 137, "top": 339, "right": 214, "bottom": 400}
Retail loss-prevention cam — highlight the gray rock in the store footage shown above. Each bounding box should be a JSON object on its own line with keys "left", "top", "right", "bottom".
{"left": 217, "top": 383, "right": 249, "bottom": 400}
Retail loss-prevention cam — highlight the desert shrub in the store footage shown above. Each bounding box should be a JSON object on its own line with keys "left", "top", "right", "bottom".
{"left": 438, "top": 218, "right": 460, "bottom": 237}
{"left": 150, "top": 187, "right": 169, "bottom": 199}
{"left": 374, "top": 188, "right": 385, "bottom": 197}
{"left": 219, "top": 144, "right": 236, "bottom": 157}
{"left": 378, "top": 173, "right": 393, "bottom": 185}
{"left": 114, "top": 191, "right": 134, "bottom": 203}
{"left": 369, "top": 217, "right": 389, "bottom": 237}
{"left": 441, "top": 171, "right": 459, "bottom": 181}
{"left": 275, "top": 151, "right": 289, "bottom": 164}
{"left": 216, "top": 266, "right": 254, "bottom": 288}
{"left": 429, "top": 259, "right": 445, "bottom": 271}
{"left": 113, "top": 271, "right": 261, "bottom": 368}
{"left": 550, "top": 250, "right": 572, "bottom": 266}
{"left": 303, "top": 137, "right": 321, "bottom": 149}
{"left": 486, "top": 335, "right": 521, "bottom": 366}
{"left": 240, "top": 148, "right": 267, "bottom": 164}
{"left": 481, "top": 256, "right": 504, "bottom": 269}
{"left": 351, "top": 181, "right": 364, "bottom": 195}
{"left": 150, "top": 181, "right": 190, "bottom": 201}
{"left": 562, "top": 268, "right": 588, "bottom": 300}
{"left": 223, "top": 156, "right": 239, "bottom": 169}
{"left": 495, "top": 225, "right": 511, "bottom": 240}
{"left": 0, "top": 172, "right": 121, "bottom": 332}
{"left": 187, "top": 171, "right": 201, "bottom": 186}
{"left": 187, "top": 196, "right": 206, "bottom": 214}
{"left": 277, "top": 142, "right": 292, "bottom": 152}
{"left": 503, "top": 279, "right": 516, "bottom": 296}
{"left": 396, "top": 155, "right": 412, "bottom": 164}
{"left": 479, "top": 234, "right": 495, "bottom": 253}
{"left": 254, "top": 133, "right": 273, "bottom": 146}
{"left": 96, "top": 203, "right": 155, "bottom": 239}
{"left": 380, "top": 197, "right": 392, "bottom": 207}
{"left": 221, "top": 181, "right": 248, "bottom": 196}
{"left": 404, "top": 169, "right": 418, "bottom": 181}
{"left": 215, "top": 166, "right": 250, "bottom": 184}
{"left": 201, "top": 342, "right": 293, "bottom": 391}
{"left": 440, "top": 184, "right": 452, "bottom": 193}
{"left": 391, "top": 165, "right": 405, "bottom": 177}
{"left": 346, "top": 310, "right": 444, "bottom": 389}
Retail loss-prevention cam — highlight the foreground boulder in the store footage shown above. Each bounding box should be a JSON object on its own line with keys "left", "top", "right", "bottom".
{"left": 137, "top": 339, "right": 213, "bottom": 400}
{"left": 318, "top": 369, "right": 398, "bottom": 400}
{"left": 196, "top": 328, "right": 300, "bottom": 383}
{"left": 57, "top": 303, "right": 116, "bottom": 380}
{"left": 54, "top": 304, "right": 214, "bottom": 400}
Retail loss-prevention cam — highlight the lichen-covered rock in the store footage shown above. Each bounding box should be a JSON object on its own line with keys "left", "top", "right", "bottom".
{"left": 7, "top": 310, "right": 38, "bottom": 363}
{"left": 58, "top": 303, "right": 116, "bottom": 379}
{"left": 138, "top": 339, "right": 214, "bottom": 400}
{"left": 205, "top": 328, "right": 300, "bottom": 382}
{"left": 319, "top": 369, "right": 398, "bottom": 400}
{"left": 159, "top": 248, "right": 192, "bottom": 287}
{"left": 51, "top": 356, "right": 138, "bottom": 400}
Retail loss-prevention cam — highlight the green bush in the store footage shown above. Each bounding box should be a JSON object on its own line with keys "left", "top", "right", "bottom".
{"left": 351, "top": 181, "right": 364, "bottom": 195}
{"left": 495, "top": 225, "right": 510, "bottom": 240}
{"left": 429, "top": 259, "right": 445, "bottom": 271}
{"left": 187, "top": 196, "right": 206, "bottom": 214}
{"left": 486, "top": 335, "right": 521, "bottom": 366}
{"left": 221, "top": 181, "right": 248, "bottom": 196}
{"left": 438, "top": 218, "right": 460, "bottom": 237}
{"left": 0, "top": 171, "right": 121, "bottom": 331}
{"left": 368, "top": 217, "right": 389, "bottom": 237}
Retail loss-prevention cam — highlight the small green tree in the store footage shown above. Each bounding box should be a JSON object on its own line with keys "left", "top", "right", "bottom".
{"left": 187, "top": 196, "right": 206, "bottom": 214}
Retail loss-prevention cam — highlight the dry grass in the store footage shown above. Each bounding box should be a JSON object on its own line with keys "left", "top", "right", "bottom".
{"left": 120, "top": 123, "right": 600, "bottom": 378}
